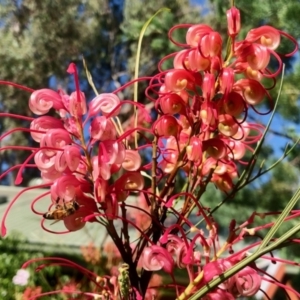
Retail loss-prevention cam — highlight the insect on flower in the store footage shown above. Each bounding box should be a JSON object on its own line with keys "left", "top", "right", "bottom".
{"left": 43, "top": 198, "right": 80, "bottom": 221}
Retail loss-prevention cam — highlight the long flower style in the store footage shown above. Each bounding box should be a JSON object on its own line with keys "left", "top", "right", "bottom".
{"left": 1, "top": 4, "right": 300, "bottom": 300}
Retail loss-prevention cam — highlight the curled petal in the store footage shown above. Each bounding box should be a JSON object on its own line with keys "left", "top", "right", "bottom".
{"left": 141, "top": 245, "right": 174, "bottom": 273}
{"left": 99, "top": 163, "right": 112, "bottom": 181}
{"left": 230, "top": 266, "right": 262, "bottom": 297}
{"left": 34, "top": 150, "right": 56, "bottom": 171}
{"left": 160, "top": 151, "right": 178, "bottom": 173}
{"left": 40, "top": 128, "right": 72, "bottom": 156}
{"left": 54, "top": 145, "right": 81, "bottom": 173}
{"left": 218, "top": 114, "right": 239, "bottom": 137}
{"left": 30, "top": 116, "right": 64, "bottom": 142}
{"left": 90, "top": 116, "right": 107, "bottom": 140}
{"left": 153, "top": 115, "right": 182, "bottom": 137}
{"left": 89, "top": 93, "right": 121, "bottom": 117}
{"left": 174, "top": 244, "right": 190, "bottom": 268}
{"left": 203, "top": 138, "right": 227, "bottom": 160}
{"left": 233, "top": 79, "right": 266, "bottom": 106}
{"left": 232, "top": 121, "right": 251, "bottom": 140}
{"left": 202, "top": 259, "right": 234, "bottom": 285}
{"left": 51, "top": 175, "right": 81, "bottom": 202}
{"left": 246, "top": 25, "right": 280, "bottom": 50}
{"left": 227, "top": 140, "right": 246, "bottom": 160}
{"left": 92, "top": 156, "right": 111, "bottom": 181}
{"left": 201, "top": 32, "right": 223, "bottom": 57}
{"left": 63, "top": 117, "right": 80, "bottom": 137}
{"left": 246, "top": 44, "right": 270, "bottom": 71}
{"left": 55, "top": 151, "right": 68, "bottom": 172}
{"left": 115, "top": 171, "right": 144, "bottom": 192}
{"left": 165, "top": 236, "right": 190, "bottom": 269}
{"left": 29, "top": 89, "right": 64, "bottom": 115}
{"left": 186, "top": 24, "right": 213, "bottom": 47}
{"left": 187, "top": 49, "right": 210, "bottom": 71}
{"left": 222, "top": 92, "right": 245, "bottom": 117}
{"left": 99, "top": 140, "right": 125, "bottom": 166}
{"left": 94, "top": 178, "right": 107, "bottom": 203}
{"left": 91, "top": 117, "right": 117, "bottom": 141}
{"left": 41, "top": 168, "right": 62, "bottom": 183}
{"left": 91, "top": 156, "right": 100, "bottom": 181}
{"left": 164, "top": 69, "right": 199, "bottom": 92}
{"left": 122, "top": 150, "right": 142, "bottom": 171}
{"left": 173, "top": 49, "right": 210, "bottom": 71}
{"left": 173, "top": 50, "right": 189, "bottom": 69}
{"left": 202, "top": 157, "right": 227, "bottom": 176}
{"left": 159, "top": 94, "right": 186, "bottom": 115}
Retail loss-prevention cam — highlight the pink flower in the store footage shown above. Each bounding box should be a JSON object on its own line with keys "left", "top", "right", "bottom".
{"left": 40, "top": 128, "right": 72, "bottom": 157}
{"left": 30, "top": 116, "right": 64, "bottom": 142}
{"left": 88, "top": 93, "right": 121, "bottom": 117}
{"left": 90, "top": 116, "right": 106, "bottom": 139}
{"left": 246, "top": 25, "right": 281, "bottom": 50}
{"left": 159, "top": 93, "right": 186, "bottom": 115}
{"left": 186, "top": 24, "right": 214, "bottom": 47}
{"left": 122, "top": 150, "right": 142, "bottom": 171}
{"left": 164, "top": 69, "right": 199, "bottom": 92}
{"left": 229, "top": 266, "right": 262, "bottom": 297}
{"left": 55, "top": 145, "right": 81, "bottom": 172}
{"left": 50, "top": 175, "right": 85, "bottom": 201}
{"left": 153, "top": 115, "right": 182, "bottom": 137}
{"left": 34, "top": 150, "right": 56, "bottom": 171}
{"left": 218, "top": 114, "right": 239, "bottom": 137}
{"left": 233, "top": 78, "right": 267, "bottom": 105}
{"left": 141, "top": 245, "right": 174, "bottom": 274}
{"left": 29, "top": 89, "right": 64, "bottom": 115}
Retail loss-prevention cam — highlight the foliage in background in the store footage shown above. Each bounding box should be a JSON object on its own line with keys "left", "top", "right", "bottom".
{"left": 0, "top": 234, "right": 115, "bottom": 300}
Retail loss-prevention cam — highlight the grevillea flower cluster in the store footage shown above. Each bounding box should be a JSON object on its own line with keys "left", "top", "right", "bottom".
{"left": 1, "top": 4, "right": 300, "bottom": 300}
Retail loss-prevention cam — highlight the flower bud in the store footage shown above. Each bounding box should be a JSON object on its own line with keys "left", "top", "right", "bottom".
{"left": 227, "top": 7, "right": 241, "bottom": 37}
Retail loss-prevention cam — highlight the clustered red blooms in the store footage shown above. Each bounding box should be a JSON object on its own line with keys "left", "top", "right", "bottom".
{"left": 2, "top": 5, "right": 300, "bottom": 300}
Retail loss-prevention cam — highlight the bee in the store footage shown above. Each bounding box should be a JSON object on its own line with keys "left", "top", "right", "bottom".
{"left": 43, "top": 198, "right": 80, "bottom": 221}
